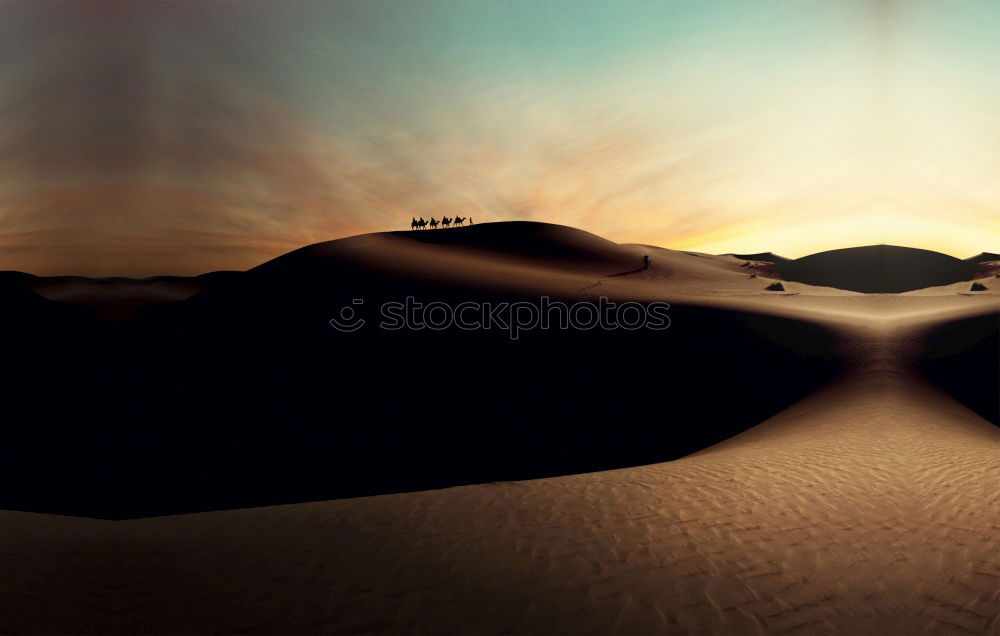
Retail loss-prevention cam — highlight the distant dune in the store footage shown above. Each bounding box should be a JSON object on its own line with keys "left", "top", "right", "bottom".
{"left": 0, "top": 222, "right": 995, "bottom": 634}
{"left": 778, "top": 244, "right": 979, "bottom": 293}
{"left": 964, "top": 251, "right": 999, "bottom": 263}
{"left": 727, "top": 251, "right": 791, "bottom": 263}
{"left": 17, "top": 272, "right": 243, "bottom": 320}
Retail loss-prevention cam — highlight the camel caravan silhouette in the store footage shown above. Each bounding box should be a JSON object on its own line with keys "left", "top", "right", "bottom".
{"left": 411, "top": 215, "right": 468, "bottom": 230}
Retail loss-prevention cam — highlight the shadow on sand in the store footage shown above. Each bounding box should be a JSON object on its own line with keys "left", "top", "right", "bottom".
{"left": 0, "top": 270, "right": 840, "bottom": 518}
{"left": 917, "top": 312, "right": 999, "bottom": 424}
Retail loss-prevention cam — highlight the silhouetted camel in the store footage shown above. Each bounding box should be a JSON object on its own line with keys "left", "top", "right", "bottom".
{"left": 453, "top": 216, "right": 466, "bottom": 227}
{"left": 411, "top": 217, "right": 419, "bottom": 230}
{"left": 429, "top": 217, "right": 439, "bottom": 229}
{"left": 441, "top": 216, "right": 452, "bottom": 228}
{"left": 413, "top": 217, "right": 428, "bottom": 230}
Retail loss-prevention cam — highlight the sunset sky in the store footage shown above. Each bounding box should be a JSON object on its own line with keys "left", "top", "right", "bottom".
{"left": 0, "top": 0, "right": 997, "bottom": 276}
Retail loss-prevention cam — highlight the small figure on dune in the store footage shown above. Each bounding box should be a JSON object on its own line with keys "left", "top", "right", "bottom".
{"left": 441, "top": 216, "right": 452, "bottom": 228}
{"left": 642, "top": 254, "right": 650, "bottom": 269}
{"left": 453, "top": 216, "right": 466, "bottom": 227}
{"left": 429, "top": 217, "right": 439, "bottom": 229}
{"left": 469, "top": 217, "right": 474, "bottom": 225}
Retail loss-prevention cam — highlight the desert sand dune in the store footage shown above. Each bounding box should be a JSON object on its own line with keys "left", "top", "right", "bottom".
{"left": 775, "top": 245, "right": 979, "bottom": 294}
{"left": 0, "top": 222, "right": 995, "bottom": 634}
{"left": 964, "top": 253, "right": 999, "bottom": 264}
{"left": 727, "top": 252, "right": 792, "bottom": 263}
{"left": 29, "top": 277, "right": 205, "bottom": 321}
{"left": 21, "top": 273, "right": 244, "bottom": 320}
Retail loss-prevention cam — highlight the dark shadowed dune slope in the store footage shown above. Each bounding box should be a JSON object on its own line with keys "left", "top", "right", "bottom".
{"left": 0, "top": 224, "right": 991, "bottom": 519}
{"left": 388, "top": 221, "right": 631, "bottom": 264}
{"left": 778, "top": 245, "right": 978, "bottom": 293}
{"left": 964, "top": 252, "right": 999, "bottom": 263}
{"left": 728, "top": 251, "right": 791, "bottom": 263}
{"left": 0, "top": 222, "right": 840, "bottom": 519}
{"left": 917, "top": 311, "right": 999, "bottom": 424}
